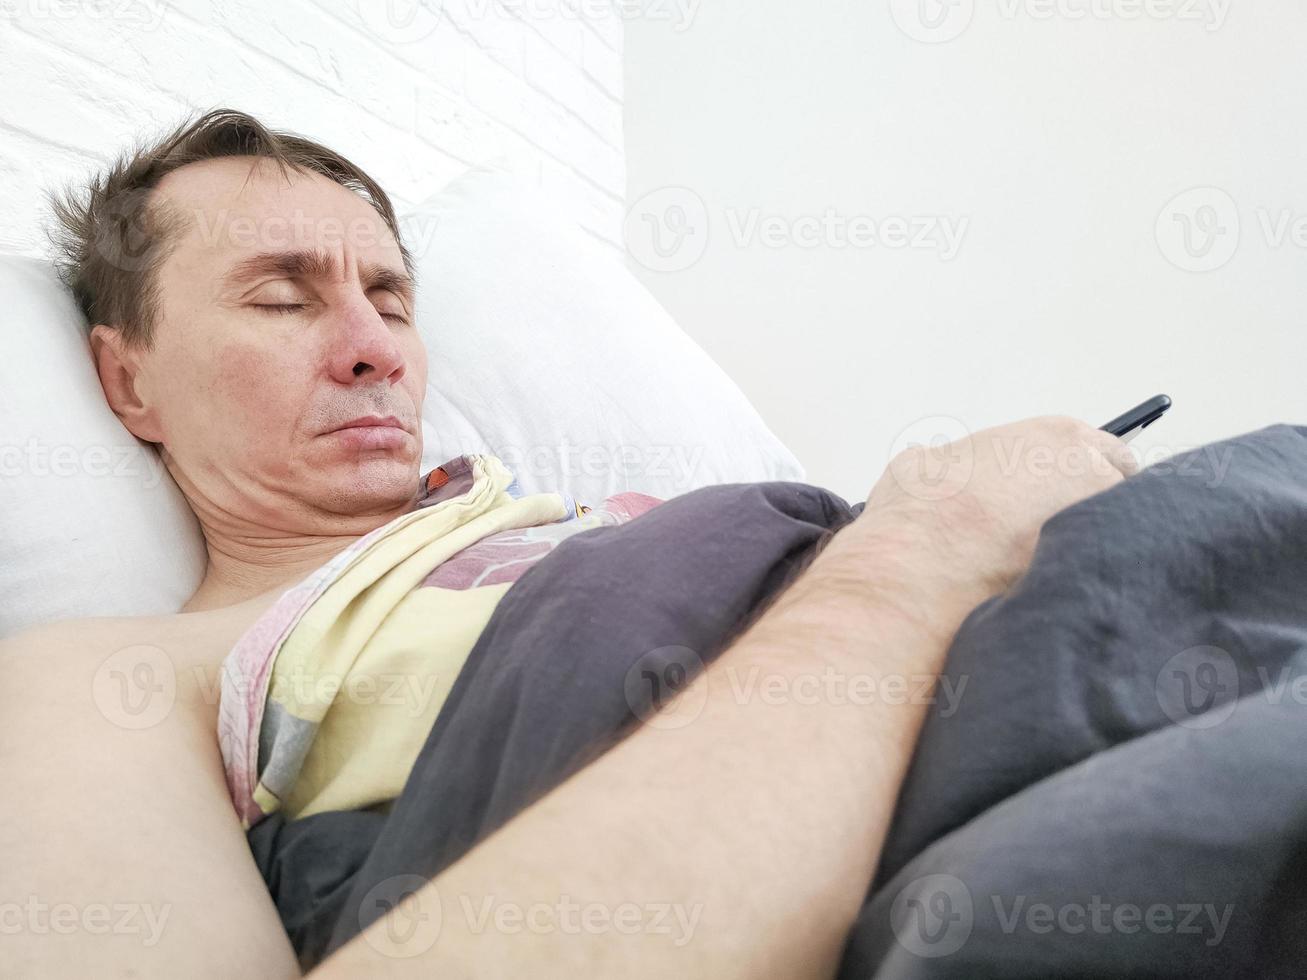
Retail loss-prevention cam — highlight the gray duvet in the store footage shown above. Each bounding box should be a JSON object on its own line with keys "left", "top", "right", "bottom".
{"left": 249, "top": 424, "right": 1307, "bottom": 977}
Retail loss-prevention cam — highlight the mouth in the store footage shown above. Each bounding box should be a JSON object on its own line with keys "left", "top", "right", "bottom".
{"left": 330, "top": 414, "right": 408, "bottom": 433}
{"left": 322, "top": 415, "right": 413, "bottom": 451}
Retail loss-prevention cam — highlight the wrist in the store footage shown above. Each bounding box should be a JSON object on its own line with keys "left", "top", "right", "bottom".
{"left": 810, "top": 510, "right": 996, "bottom": 647}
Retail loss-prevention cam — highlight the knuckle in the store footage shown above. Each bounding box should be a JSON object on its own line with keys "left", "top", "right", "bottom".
{"left": 1061, "top": 416, "right": 1097, "bottom": 442}
{"left": 1092, "top": 431, "right": 1131, "bottom": 464}
{"left": 1031, "top": 415, "right": 1090, "bottom": 445}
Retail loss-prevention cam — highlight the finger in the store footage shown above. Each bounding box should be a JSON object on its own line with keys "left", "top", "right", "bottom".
{"left": 1086, "top": 428, "right": 1141, "bottom": 478}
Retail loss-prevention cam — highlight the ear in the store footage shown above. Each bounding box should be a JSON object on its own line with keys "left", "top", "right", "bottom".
{"left": 89, "top": 324, "right": 165, "bottom": 444}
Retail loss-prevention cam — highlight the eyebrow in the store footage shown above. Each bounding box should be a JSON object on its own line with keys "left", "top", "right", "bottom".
{"left": 221, "top": 248, "right": 416, "bottom": 308}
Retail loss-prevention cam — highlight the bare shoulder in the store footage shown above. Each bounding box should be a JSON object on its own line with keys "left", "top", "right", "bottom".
{"left": 1, "top": 600, "right": 263, "bottom": 677}
{"left": 2, "top": 615, "right": 131, "bottom": 658}
{"left": 0, "top": 614, "right": 178, "bottom": 676}
{"left": 0, "top": 612, "right": 242, "bottom": 741}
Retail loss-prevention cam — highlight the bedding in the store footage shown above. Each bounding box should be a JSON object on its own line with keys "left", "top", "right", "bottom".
{"left": 247, "top": 424, "right": 1307, "bottom": 977}
{"left": 407, "top": 168, "right": 807, "bottom": 504}
{"left": 220, "top": 453, "right": 660, "bottom": 827}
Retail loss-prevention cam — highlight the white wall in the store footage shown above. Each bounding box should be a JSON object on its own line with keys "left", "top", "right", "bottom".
{"left": 623, "top": 0, "right": 1307, "bottom": 504}
{"left": 0, "top": 0, "right": 625, "bottom": 254}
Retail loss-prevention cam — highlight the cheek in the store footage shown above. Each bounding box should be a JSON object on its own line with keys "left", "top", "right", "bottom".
{"left": 202, "top": 340, "right": 309, "bottom": 437}
{"left": 217, "top": 342, "right": 275, "bottom": 393}
{"left": 404, "top": 336, "right": 429, "bottom": 402}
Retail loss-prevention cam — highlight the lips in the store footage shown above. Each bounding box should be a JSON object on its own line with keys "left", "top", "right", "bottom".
{"left": 319, "top": 415, "right": 413, "bottom": 453}
{"left": 331, "top": 414, "right": 406, "bottom": 433}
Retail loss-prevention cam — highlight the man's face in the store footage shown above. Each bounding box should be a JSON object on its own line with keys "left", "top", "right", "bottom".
{"left": 119, "top": 156, "right": 428, "bottom": 524}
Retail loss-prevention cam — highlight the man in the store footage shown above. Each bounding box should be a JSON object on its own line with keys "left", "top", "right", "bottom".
{"left": 0, "top": 109, "right": 1136, "bottom": 978}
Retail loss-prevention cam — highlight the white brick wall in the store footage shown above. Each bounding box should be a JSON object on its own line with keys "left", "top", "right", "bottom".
{"left": 0, "top": 0, "right": 626, "bottom": 257}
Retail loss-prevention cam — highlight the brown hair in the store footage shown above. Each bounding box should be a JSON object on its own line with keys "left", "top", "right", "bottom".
{"left": 47, "top": 107, "right": 412, "bottom": 352}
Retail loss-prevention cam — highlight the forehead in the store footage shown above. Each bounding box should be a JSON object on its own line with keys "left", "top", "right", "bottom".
{"left": 154, "top": 156, "right": 404, "bottom": 270}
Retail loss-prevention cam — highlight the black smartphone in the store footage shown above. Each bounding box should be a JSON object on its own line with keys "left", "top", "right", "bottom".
{"left": 1100, "top": 394, "right": 1172, "bottom": 442}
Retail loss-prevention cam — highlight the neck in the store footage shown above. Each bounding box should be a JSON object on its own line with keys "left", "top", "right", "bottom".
{"left": 164, "top": 450, "right": 424, "bottom": 614}
{"left": 178, "top": 489, "right": 423, "bottom": 615}
{"left": 181, "top": 533, "right": 365, "bottom": 613}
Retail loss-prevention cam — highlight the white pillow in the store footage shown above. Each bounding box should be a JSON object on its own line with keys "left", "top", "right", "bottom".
{"left": 411, "top": 168, "right": 804, "bottom": 503}
{"left": 0, "top": 256, "right": 207, "bottom": 638}
{"left": 0, "top": 171, "right": 802, "bottom": 637}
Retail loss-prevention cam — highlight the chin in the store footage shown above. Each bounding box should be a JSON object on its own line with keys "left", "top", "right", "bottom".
{"left": 316, "top": 456, "right": 421, "bottom": 514}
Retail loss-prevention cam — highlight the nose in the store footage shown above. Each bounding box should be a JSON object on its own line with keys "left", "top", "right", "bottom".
{"left": 326, "top": 296, "right": 407, "bottom": 386}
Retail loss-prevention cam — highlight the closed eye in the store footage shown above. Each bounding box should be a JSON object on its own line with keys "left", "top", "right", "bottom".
{"left": 253, "top": 303, "right": 408, "bottom": 323}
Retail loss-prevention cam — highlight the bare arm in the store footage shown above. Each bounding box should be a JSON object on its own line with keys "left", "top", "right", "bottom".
{"left": 0, "top": 615, "right": 299, "bottom": 979}
{"left": 310, "top": 517, "right": 970, "bottom": 978}
{"left": 312, "top": 417, "right": 1136, "bottom": 979}
{"left": 0, "top": 417, "right": 1128, "bottom": 980}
